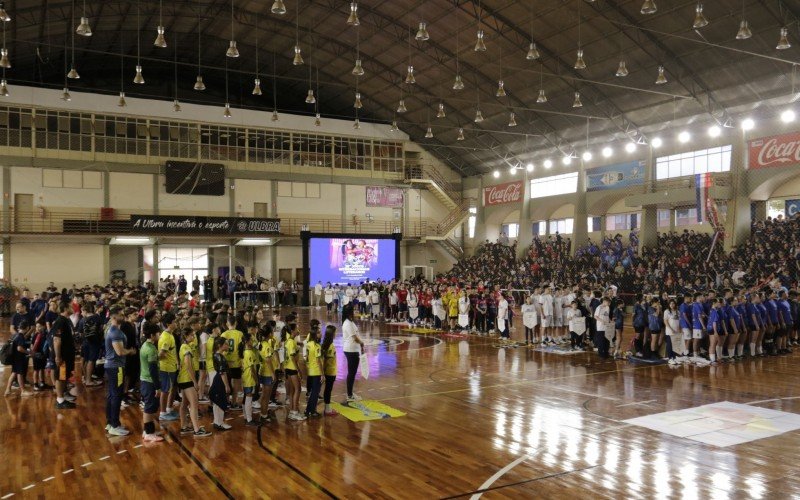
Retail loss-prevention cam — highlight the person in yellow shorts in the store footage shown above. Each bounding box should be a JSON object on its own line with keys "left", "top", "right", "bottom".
{"left": 321, "top": 324, "right": 339, "bottom": 417}
{"left": 177, "top": 328, "right": 211, "bottom": 438}
{"left": 221, "top": 315, "right": 244, "bottom": 409}
{"left": 241, "top": 333, "right": 258, "bottom": 427}
{"left": 304, "top": 322, "right": 323, "bottom": 418}
{"left": 157, "top": 312, "right": 179, "bottom": 421}
{"left": 282, "top": 326, "right": 305, "bottom": 421}
{"left": 258, "top": 326, "right": 276, "bottom": 423}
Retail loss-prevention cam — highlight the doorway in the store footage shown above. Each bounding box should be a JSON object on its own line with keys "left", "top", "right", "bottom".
{"left": 254, "top": 202, "right": 269, "bottom": 218}
{"left": 14, "top": 193, "right": 33, "bottom": 232}
{"left": 278, "top": 268, "right": 293, "bottom": 284}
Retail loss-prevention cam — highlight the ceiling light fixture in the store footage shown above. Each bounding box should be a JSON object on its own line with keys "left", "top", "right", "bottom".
{"left": 194, "top": 12, "right": 205, "bottom": 90}
{"left": 253, "top": 14, "right": 262, "bottom": 95}
{"left": 133, "top": 0, "right": 144, "bottom": 84}
{"left": 651, "top": 137, "right": 662, "bottom": 148}
{"left": 416, "top": 22, "right": 430, "bottom": 41}
{"left": 574, "top": 1, "right": 586, "bottom": 69}
{"left": 271, "top": 0, "right": 287, "bottom": 15}
{"left": 573, "top": 91, "right": 583, "bottom": 108}
{"left": 625, "top": 142, "right": 636, "bottom": 153}
{"left": 154, "top": 0, "right": 166, "bottom": 48}
{"left": 708, "top": 125, "right": 721, "bottom": 137}
{"left": 615, "top": 30, "right": 628, "bottom": 76}
{"left": 493, "top": 170, "right": 500, "bottom": 178}
{"left": 353, "top": 91, "right": 362, "bottom": 109}
{"left": 641, "top": 0, "right": 657, "bottom": 14}
{"left": 67, "top": 0, "right": 79, "bottom": 79}
{"left": 0, "top": 2, "right": 11, "bottom": 22}
{"left": 678, "top": 130, "right": 690, "bottom": 143}
{"left": 616, "top": 60, "right": 629, "bottom": 77}
{"left": 602, "top": 146, "right": 613, "bottom": 158}
{"left": 526, "top": 163, "right": 534, "bottom": 172}
{"left": 118, "top": 91, "right": 127, "bottom": 107}
{"left": 437, "top": 102, "right": 446, "bottom": 118}
{"left": 475, "top": 0, "right": 486, "bottom": 51}
{"left": 777, "top": 27, "right": 791, "bottom": 50}
{"left": 226, "top": 0, "right": 239, "bottom": 57}
{"left": 655, "top": 65, "right": 667, "bottom": 84}
{"left": 457, "top": 128, "right": 465, "bottom": 141}
{"left": 61, "top": 87, "right": 71, "bottom": 101}
{"left": 390, "top": 120, "right": 398, "bottom": 132}
{"left": 563, "top": 156, "right": 573, "bottom": 166}
{"left": 453, "top": 18, "right": 465, "bottom": 90}
{"left": 692, "top": 3, "right": 708, "bottom": 29}
{"left": 582, "top": 151, "right": 592, "bottom": 161}
{"left": 736, "top": 0, "right": 752, "bottom": 40}
{"left": 405, "top": 28, "right": 415, "bottom": 84}
{"left": 543, "top": 159, "right": 553, "bottom": 168}
{"left": 741, "top": 118, "right": 754, "bottom": 131}
{"left": 781, "top": 109, "right": 795, "bottom": 123}
{"left": 76, "top": 0, "right": 91, "bottom": 37}
{"left": 536, "top": 62, "right": 547, "bottom": 103}
{"left": 347, "top": 2, "right": 359, "bottom": 26}
{"left": 527, "top": 3, "right": 540, "bottom": 60}
{"left": 508, "top": 111, "right": 517, "bottom": 127}
{"left": 293, "top": 0, "right": 303, "bottom": 65}
{"left": 0, "top": 79, "right": 9, "bottom": 97}
{"left": 425, "top": 126, "right": 433, "bottom": 139}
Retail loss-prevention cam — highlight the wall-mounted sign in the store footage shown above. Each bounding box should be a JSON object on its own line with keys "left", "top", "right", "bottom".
{"left": 585, "top": 160, "right": 645, "bottom": 191}
{"left": 749, "top": 132, "right": 800, "bottom": 169}
{"left": 130, "top": 215, "right": 281, "bottom": 235}
{"left": 483, "top": 180, "right": 523, "bottom": 206}
{"left": 366, "top": 186, "right": 405, "bottom": 208}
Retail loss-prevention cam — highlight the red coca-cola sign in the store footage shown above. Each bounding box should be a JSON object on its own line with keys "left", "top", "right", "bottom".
{"left": 483, "top": 180, "right": 523, "bottom": 206}
{"left": 749, "top": 131, "right": 800, "bottom": 169}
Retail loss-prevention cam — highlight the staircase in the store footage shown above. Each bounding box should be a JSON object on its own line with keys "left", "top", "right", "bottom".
{"left": 434, "top": 236, "right": 465, "bottom": 260}
{"left": 421, "top": 198, "right": 473, "bottom": 241}
{"left": 404, "top": 160, "right": 461, "bottom": 210}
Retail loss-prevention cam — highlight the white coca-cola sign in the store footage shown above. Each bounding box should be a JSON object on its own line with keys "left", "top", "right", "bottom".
{"left": 483, "top": 180, "right": 523, "bottom": 206}
{"left": 749, "top": 132, "right": 800, "bottom": 169}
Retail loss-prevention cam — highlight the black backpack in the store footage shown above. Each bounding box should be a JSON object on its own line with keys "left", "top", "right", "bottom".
{"left": 83, "top": 315, "right": 101, "bottom": 342}
{"left": 0, "top": 334, "right": 17, "bottom": 365}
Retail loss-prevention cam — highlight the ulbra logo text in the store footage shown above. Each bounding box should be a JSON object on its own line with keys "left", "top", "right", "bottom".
{"left": 484, "top": 181, "right": 522, "bottom": 205}
{"left": 752, "top": 134, "right": 800, "bottom": 168}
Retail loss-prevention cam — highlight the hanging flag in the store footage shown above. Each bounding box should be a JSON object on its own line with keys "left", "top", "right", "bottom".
{"left": 695, "top": 173, "right": 711, "bottom": 223}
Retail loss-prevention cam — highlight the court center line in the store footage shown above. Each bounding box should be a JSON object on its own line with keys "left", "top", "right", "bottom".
{"left": 468, "top": 454, "right": 530, "bottom": 500}
{"left": 1, "top": 493, "right": 13, "bottom": 499}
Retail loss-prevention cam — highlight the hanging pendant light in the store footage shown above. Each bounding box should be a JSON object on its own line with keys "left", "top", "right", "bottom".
{"left": 616, "top": 60, "right": 629, "bottom": 77}
{"left": 425, "top": 126, "right": 433, "bottom": 138}
{"left": 223, "top": 102, "right": 232, "bottom": 118}
{"left": 437, "top": 102, "right": 446, "bottom": 118}
{"left": 655, "top": 65, "right": 667, "bottom": 84}
{"left": 133, "top": 64, "right": 144, "bottom": 84}
{"left": 572, "top": 92, "right": 583, "bottom": 108}
{"left": 453, "top": 74, "right": 464, "bottom": 90}
{"left": 527, "top": 43, "right": 540, "bottom": 60}
{"left": 508, "top": 112, "right": 517, "bottom": 127}
{"left": 736, "top": 20, "right": 752, "bottom": 40}
{"left": 173, "top": 99, "right": 181, "bottom": 112}
{"left": 777, "top": 27, "right": 791, "bottom": 50}
{"left": 347, "top": 2, "right": 359, "bottom": 26}
{"left": 397, "top": 99, "right": 407, "bottom": 113}
{"left": 195, "top": 12, "right": 205, "bottom": 91}
{"left": 118, "top": 91, "right": 127, "bottom": 107}
{"left": 640, "top": 0, "right": 657, "bottom": 14}
{"left": 252, "top": 78, "right": 262, "bottom": 95}
{"left": 457, "top": 128, "right": 465, "bottom": 141}
{"left": 61, "top": 87, "right": 71, "bottom": 101}
{"left": 352, "top": 58, "right": 364, "bottom": 76}
{"left": 496, "top": 80, "right": 506, "bottom": 97}
{"left": 315, "top": 113, "right": 321, "bottom": 127}
{"left": 0, "top": 48, "right": 9, "bottom": 69}
{"left": 305, "top": 89, "right": 316, "bottom": 104}
{"left": 227, "top": 40, "right": 240, "bottom": 58}
{"left": 271, "top": 0, "right": 287, "bottom": 15}
{"left": 77, "top": 17, "right": 92, "bottom": 36}
{"left": 0, "top": 3, "right": 10, "bottom": 22}
{"left": 0, "top": 79, "right": 8, "bottom": 97}
{"left": 354, "top": 92, "right": 363, "bottom": 109}
{"left": 574, "top": 49, "right": 586, "bottom": 69}
{"left": 194, "top": 75, "right": 206, "bottom": 91}
{"left": 154, "top": 25, "right": 167, "bottom": 48}
{"left": 271, "top": 109, "right": 279, "bottom": 121}
{"left": 353, "top": 118, "right": 360, "bottom": 129}
{"left": 404, "top": 65, "right": 415, "bottom": 85}
{"left": 390, "top": 120, "right": 398, "bottom": 132}
{"left": 293, "top": 45, "right": 304, "bottom": 65}
{"left": 416, "top": 22, "right": 430, "bottom": 41}
{"left": 537, "top": 88, "right": 547, "bottom": 103}
{"left": 474, "top": 29, "right": 486, "bottom": 52}
{"left": 474, "top": 109, "right": 484, "bottom": 123}
{"left": 692, "top": 3, "right": 708, "bottom": 29}
{"left": 227, "top": 0, "right": 239, "bottom": 57}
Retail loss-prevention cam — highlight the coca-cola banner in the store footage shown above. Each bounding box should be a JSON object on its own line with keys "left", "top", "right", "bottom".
{"left": 748, "top": 132, "right": 800, "bottom": 169}
{"left": 483, "top": 180, "right": 524, "bottom": 206}
{"left": 366, "top": 186, "right": 405, "bottom": 208}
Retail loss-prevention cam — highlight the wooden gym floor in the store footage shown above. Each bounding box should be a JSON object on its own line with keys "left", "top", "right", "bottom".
{"left": 1, "top": 308, "right": 800, "bottom": 499}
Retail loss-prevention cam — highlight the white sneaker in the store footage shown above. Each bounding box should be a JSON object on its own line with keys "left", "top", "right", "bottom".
{"left": 108, "top": 426, "right": 130, "bottom": 437}
{"left": 142, "top": 432, "right": 164, "bottom": 443}
{"left": 252, "top": 401, "right": 261, "bottom": 409}
{"left": 346, "top": 393, "right": 362, "bottom": 402}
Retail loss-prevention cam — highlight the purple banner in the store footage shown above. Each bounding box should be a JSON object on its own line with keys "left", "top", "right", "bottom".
{"left": 366, "top": 186, "right": 405, "bottom": 208}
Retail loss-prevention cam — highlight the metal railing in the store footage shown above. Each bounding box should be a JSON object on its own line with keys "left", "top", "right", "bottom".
{"left": 405, "top": 163, "right": 462, "bottom": 205}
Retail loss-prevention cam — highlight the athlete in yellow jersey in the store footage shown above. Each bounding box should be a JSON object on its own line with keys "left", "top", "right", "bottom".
{"left": 221, "top": 315, "right": 244, "bottom": 407}
{"left": 241, "top": 333, "right": 258, "bottom": 426}
{"left": 321, "top": 324, "right": 338, "bottom": 416}
{"left": 282, "top": 327, "right": 305, "bottom": 421}
{"left": 304, "top": 323, "right": 323, "bottom": 418}
{"left": 176, "top": 328, "right": 211, "bottom": 438}
{"left": 258, "top": 329, "right": 276, "bottom": 423}
{"left": 157, "top": 312, "right": 179, "bottom": 420}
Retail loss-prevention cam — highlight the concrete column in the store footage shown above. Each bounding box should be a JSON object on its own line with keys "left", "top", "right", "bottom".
{"left": 152, "top": 243, "right": 160, "bottom": 283}
{"left": 516, "top": 172, "right": 532, "bottom": 259}
{"left": 269, "top": 180, "right": 277, "bottom": 217}
{"left": 572, "top": 161, "right": 588, "bottom": 253}
{"left": 103, "top": 169, "right": 110, "bottom": 208}
{"left": 152, "top": 174, "right": 159, "bottom": 215}
{"left": 341, "top": 184, "right": 347, "bottom": 230}
{"left": 229, "top": 178, "right": 236, "bottom": 216}
{"left": 728, "top": 130, "right": 750, "bottom": 250}
{"left": 751, "top": 200, "right": 766, "bottom": 221}
{"left": 639, "top": 146, "right": 658, "bottom": 248}
{"left": 2, "top": 165, "right": 9, "bottom": 233}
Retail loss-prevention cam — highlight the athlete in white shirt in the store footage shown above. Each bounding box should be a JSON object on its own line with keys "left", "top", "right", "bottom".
{"left": 313, "top": 281, "right": 323, "bottom": 307}
{"left": 540, "top": 287, "right": 555, "bottom": 343}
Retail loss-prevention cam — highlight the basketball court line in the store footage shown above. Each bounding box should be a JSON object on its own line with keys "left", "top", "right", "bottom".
{"left": 163, "top": 427, "right": 236, "bottom": 500}
{"left": 468, "top": 454, "right": 530, "bottom": 500}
